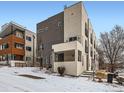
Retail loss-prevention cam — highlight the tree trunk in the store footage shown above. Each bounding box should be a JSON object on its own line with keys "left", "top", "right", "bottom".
{"left": 110, "top": 63, "right": 115, "bottom": 73}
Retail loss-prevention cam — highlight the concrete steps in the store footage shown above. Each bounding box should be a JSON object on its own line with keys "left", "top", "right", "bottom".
{"left": 80, "top": 71, "right": 93, "bottom": 77}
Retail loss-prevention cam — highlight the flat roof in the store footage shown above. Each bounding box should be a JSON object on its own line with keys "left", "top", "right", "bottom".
{"left": 0, "top": 22, "right": 34, "bottom": 38}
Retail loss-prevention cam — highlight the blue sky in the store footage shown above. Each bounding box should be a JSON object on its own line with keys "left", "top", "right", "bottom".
{"left": 0, "top": 1, "right": 124, "bottom": 38}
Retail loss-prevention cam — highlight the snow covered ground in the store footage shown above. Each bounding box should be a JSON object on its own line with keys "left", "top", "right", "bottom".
{"left": 0, "top": 66, "right": 124, "bottom": 92}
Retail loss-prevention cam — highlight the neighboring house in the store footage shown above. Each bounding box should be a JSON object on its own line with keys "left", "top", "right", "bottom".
{"left": 37, "top": 2, "right": 98, "bottom": 76}
{"left": 0, "top": 22, "right": 36, "bottom": 66}
{"left": 25, "top": 30, "right": 36, "bottom": 66}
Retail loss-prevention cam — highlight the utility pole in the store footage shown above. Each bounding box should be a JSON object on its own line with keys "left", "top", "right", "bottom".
{"left": 32, "top": 35, "right": 35, "bottom": 67}
{"left": 92, "top": 57, "right": 95, "bottom": 81}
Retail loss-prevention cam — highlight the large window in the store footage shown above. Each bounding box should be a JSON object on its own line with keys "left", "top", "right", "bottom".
{"left": 15, "top": 43, "right": 24, "bottom": 49}
{"left": 55, "top": 50, "right": 75, "bottom": 62}
{"left": 55, "top": 53, "right": 64, "bottom": 62}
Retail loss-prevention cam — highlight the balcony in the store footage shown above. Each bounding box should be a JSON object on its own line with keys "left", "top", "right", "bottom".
{"left": 12, "top": 42, "right": 25, "bottom": 55}
{"left": 52, "top": 41, "right": 84, "bottom": 76}
{"left": 0, "top": 34, "right": 25, "bottom": 56}
{"left": 11, "top": 48, "right": 25, "bottom": 56}
{"left": 12, "top": 35, "right": 25, "bottom": 44}
{"left": 0, "top": 48, "right": 11, "bottom": 55}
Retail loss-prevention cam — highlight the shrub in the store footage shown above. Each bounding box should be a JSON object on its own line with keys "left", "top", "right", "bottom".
{"left": 57, "top": 66, "right": 65, "bottom": 76}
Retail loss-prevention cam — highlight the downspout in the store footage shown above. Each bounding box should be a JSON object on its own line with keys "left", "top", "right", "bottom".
{"left": 87, "top": 18, "right": 90, "bottom": 71}
{"left": 24, "top": 29, "right": 26, "bottom": 63}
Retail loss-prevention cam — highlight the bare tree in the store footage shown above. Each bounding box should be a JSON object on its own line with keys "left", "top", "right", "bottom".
{"left": 100, "top": 25, "right": 124, "bottom": 72}
{"left": 96, "top": 45, "right": 105, "bottom": 70}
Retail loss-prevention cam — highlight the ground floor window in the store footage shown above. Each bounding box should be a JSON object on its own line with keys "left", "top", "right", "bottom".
{"left": 0, "top": 54, "right": 24, "bottom": 61}
{"left": 26, "top": 57, "right": 31, "bottom": 61}
{"left": 0, "top": 55, "right": 7, "bottom": 61}
{"left": 11, "top": 54, "right": 24, "bottom": 61}
{"left": 55, "top": 53, "right": 64, "bottom": 62}
{"left": 55, "top": 50, "right": 75, "bottom": 62}
{"left": 78, "top": 50, "right": 82, "bottom": 61}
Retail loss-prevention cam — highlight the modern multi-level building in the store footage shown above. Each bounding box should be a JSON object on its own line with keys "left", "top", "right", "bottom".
{"left": 0, "top": 22, "right": 36, "bottom": 66}
{"left": 37, "top": 2, "right": 98, "bottom": 76}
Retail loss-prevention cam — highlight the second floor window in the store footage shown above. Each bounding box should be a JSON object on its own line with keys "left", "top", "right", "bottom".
{"left": 26, "top": 46, "right": 32, "bottom": 51}
{"left": 26, "top": 36, "right": 32, "bottom": 41}
{"left": 2, "top": 43, "right": 9, "bottom": 49}
{"left": 15, "top": 43, "right": 24, "bottom": 49}
{"left": 69, "top": 37, "right": 77, "bottom": 42}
